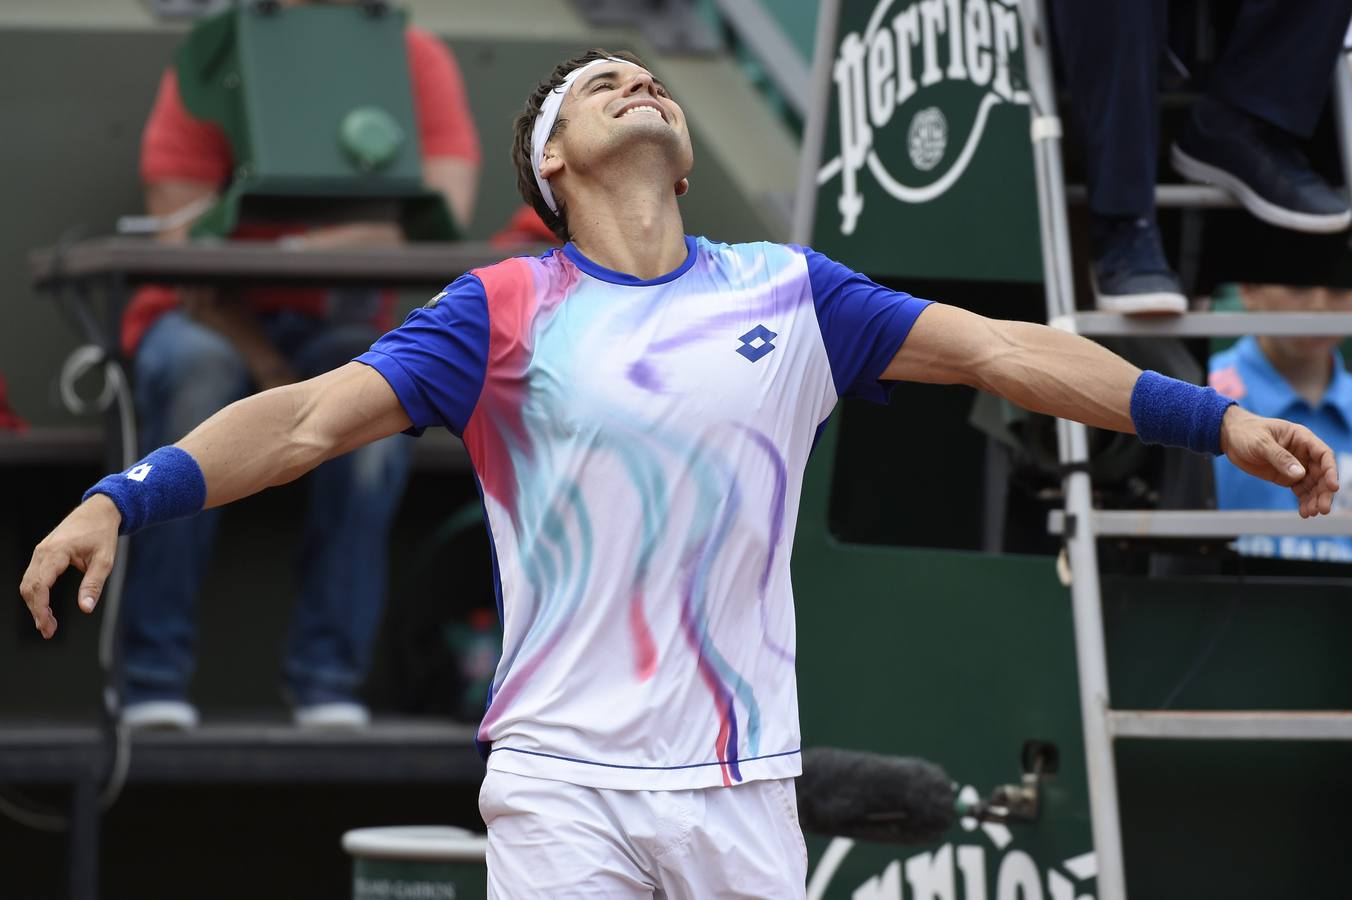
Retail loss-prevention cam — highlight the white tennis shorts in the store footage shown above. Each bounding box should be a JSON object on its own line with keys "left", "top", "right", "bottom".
{"left": 479, "top": 769, "right": 808, "bottom": 898}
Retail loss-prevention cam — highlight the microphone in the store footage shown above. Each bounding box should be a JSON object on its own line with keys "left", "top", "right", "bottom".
{"left": 796, "top": 747, "right": 957, "bottom": 846}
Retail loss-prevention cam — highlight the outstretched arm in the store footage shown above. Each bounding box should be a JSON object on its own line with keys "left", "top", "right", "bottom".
{"left": 886, "top": 303, "right": 1340, "bottom": 518}
{"left": 182, "top": 361, "right": 409, "bottom": 507}
{"left": 20, "top": 362, "right": 409, "bottom": 638}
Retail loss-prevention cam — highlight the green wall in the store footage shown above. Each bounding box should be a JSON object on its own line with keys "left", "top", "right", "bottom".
{"left": 759, "top": 0, "right": 819, "bottom": 60}
{"left": 796, "top": 410, "right": 1352, "bottom": 898}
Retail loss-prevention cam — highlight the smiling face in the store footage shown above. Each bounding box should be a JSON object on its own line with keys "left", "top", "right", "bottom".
{"left": 539, "top": 60, "right": 694, "bottom": 204}
{"left": 512, "top": 50, "right": 696, "bottom": 242}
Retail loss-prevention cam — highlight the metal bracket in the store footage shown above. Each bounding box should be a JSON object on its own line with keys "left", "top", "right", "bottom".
{"left": 1030, "top": 115, "right": 1062, "bottom": 142}
{"left": 966, "top": 742, "right": 1056, "bottom": 825}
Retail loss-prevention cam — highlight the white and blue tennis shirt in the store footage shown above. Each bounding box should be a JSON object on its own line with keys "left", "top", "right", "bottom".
{"left": 357, "top": 236, "right": 931, "bottom": 789}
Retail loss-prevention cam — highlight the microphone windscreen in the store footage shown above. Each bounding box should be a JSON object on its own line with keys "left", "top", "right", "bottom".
{"left": 796, "top": 747, "right": 956, "bottom": 846}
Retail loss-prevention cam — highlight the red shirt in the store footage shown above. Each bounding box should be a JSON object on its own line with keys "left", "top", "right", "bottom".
{"left": 0, "top": 372, "right": 26, "bottom": 432}
{"left": 124, "top": 27, "right": 480, "bottom": 355}
{"left": 490, "top": 205, "right": 560, "bottom": 249}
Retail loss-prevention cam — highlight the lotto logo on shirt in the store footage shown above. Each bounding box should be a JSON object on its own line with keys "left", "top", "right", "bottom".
{"left": 736, "top": 325, "right": 778, "bottom": 363}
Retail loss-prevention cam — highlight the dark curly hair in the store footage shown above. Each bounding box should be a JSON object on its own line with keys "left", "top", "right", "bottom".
{"left": 511, "top": 49, "right": 647, "bottom": 242}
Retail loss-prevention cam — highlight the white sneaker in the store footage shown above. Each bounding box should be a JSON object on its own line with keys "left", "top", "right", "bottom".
{"left": 121, "top": 699, "right": 200, "bottom": 731}
{"left": 293, "top": 701, "right": 370, "bottom": 729}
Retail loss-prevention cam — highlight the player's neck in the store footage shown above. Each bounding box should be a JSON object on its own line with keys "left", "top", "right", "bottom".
{"left": 566, "top": 175, "right": 687, "bottom": 281}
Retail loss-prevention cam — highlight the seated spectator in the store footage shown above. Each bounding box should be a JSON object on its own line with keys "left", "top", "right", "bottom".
{"left": 1210, "top": 282, "right": 1352, "bottom": 561}
{"left": 0, "top": 373, "right": 26, "bottom": 432}
{"left": 490, "top": 205, "right": 560, "bottom": 249}
{"left": 119, "top": 2, "right": 481, "bottom": 730}
{"left": 1051, "top": 0, "right": 1352, "bottom": 314}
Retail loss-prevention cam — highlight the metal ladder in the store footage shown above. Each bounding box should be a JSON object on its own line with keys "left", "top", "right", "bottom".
{"left": 1016, "top": 2, "right": 1352, "bottom": 897}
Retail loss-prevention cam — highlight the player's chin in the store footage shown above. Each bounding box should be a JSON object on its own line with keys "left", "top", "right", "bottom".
{"left": 615, "top": 119, "right": 675, "bottom": 139}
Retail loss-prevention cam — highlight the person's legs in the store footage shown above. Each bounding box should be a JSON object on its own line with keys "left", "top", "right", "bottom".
{"left": 121, "top": 311, "right": 251, "bottom": 708}
{"left": 1210, "top": 0, "right": 1352, "bottom": 138}
{"left": 480, "top": 770, "right": 656, "bottom": 899}
{"left": 651, "top": 779, "right": 808, "bottom": 900}
{"left": 1049, "top": 0, "right": 1167, "bottom": 219}
{"left": 279, "top": 322, "right": 414, "bottom": 710}
{"left": 478, "top": 770, "right": 806, "bottom": 899}
{"left": 1050, "top": 0, "right": 1184, "bottom": 313}
{"left": 1172, "top": 0, "right": 1352, "bottom": 233}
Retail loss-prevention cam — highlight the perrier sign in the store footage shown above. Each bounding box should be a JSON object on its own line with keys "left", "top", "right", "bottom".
{"left": 812, "top": 0, "right": 1042, "bottom": 282}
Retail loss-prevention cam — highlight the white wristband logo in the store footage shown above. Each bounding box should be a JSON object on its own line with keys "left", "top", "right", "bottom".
{"left": 126, "top": 464, "right": 153, "bottom": 482}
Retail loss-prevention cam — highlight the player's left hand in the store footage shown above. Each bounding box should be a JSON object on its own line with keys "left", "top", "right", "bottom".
{"left": 1219, "top": 406, "right": 1339, "bottom": 518}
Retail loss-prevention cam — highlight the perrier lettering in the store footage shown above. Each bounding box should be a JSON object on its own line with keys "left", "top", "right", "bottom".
{"left": 826, "top": 0, "right": 1026, "bottom": 234}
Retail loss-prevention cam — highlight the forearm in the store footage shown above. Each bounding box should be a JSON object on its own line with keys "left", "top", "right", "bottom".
{"left": 975, "top": 320, "right": 1141, "bottom": 433}
{"left": 299, "top": 221, "right": 404, "bottom": 247}
{"left": 423, "top": 156, "right": 479, "bottom": 228}
{"left": 186, "top": 293, "right": 294, "bottom": 388}
{"left": 176, "top": 382, "right": 327, "bottom": 508}
{"left": 173, "top": 362, "right": 407, "bottom": 509}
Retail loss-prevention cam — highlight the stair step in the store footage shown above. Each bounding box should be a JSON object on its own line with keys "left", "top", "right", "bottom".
{"left": 1109, "top": 710, "right": 1352, "bottom": 740}
{"left": 1065, "top": 184, "right": 1237, "bottom": 208}
{"left": 1052, "top": 311, "right": 1352, "bottom": 338}
{"left": 1048, "top": 510, "right": 1352, "bottom": 539}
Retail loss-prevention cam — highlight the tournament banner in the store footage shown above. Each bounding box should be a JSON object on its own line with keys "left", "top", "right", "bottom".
{"left": 811, "top": 0, "right": 1042, "bottom": 282}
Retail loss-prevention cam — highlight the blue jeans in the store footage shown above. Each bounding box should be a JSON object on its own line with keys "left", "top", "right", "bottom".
{"left": 120, "top": 310, "right": 413, "bottom": 706}
{"left": 1049, "top": 0, "right": 1352, "bottom": 217}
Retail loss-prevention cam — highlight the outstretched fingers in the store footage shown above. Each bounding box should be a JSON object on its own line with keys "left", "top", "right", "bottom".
{"left": 20, "top": 545, "right": 71, "bottom": 639}
{"left": 77, "top": 549, "right": 114, "bottom": 614}
{"left": 1286, "top": 427, "right": 1338, "bottom": 517}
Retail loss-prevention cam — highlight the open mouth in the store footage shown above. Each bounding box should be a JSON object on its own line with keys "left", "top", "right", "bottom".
{"left": 616, "top": 102, "right": 667, "bottom": 123}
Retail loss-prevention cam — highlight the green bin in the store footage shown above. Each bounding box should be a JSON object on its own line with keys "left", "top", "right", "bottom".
{"left": 342, "top": 826, "right": 488, "bottom": 900}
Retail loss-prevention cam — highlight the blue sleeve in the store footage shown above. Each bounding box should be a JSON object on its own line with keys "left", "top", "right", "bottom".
{"left": 355, "top": 274, "right": 490, "bottom": 436}
{"left": 796, "top": 246, "right": 933, "bottom": 403}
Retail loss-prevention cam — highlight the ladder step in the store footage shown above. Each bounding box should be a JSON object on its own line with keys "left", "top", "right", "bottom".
{"left": 1048, "top": 510, "right": 1352, "bottom": 539}
{"left": 1051, "top": 311, "right": 1352, "bottom": 338}
{"left": 1109, "top": 710, "right": 1352, "bottom": 741}
{"left": 1066, "top": 184, "right": 1237, "bottom": 208}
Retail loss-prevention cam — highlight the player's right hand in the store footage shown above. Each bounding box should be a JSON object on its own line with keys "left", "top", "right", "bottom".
{"left": 20, "top": 495, "right": 122, "bottom": 639}
{"left": 1219, "top": 406, "right": 1340, "bottom": 517}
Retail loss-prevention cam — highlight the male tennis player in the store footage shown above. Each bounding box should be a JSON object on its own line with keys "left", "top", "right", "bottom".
{"left": 21, "top": 49, "right": 1340, "bottom": 898}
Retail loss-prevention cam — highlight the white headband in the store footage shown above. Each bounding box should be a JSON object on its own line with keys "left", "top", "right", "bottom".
{"left": 531, "top": 57, "right": 629, "bottom": 215}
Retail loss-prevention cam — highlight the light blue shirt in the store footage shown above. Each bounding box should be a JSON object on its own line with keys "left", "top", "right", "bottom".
{"left": 1209, "top": 336, "right": 1352, "bottom": 561}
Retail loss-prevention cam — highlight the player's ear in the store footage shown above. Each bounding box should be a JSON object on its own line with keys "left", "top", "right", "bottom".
{"left": 674, "top": 177, "right": 689, "bottom": 197}
{"left": 539, "top": 147, "right": 564, "bottom": 181}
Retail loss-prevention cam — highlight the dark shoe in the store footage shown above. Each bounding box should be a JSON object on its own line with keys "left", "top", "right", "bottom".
{"left": 1172, "top": 97, "right": 1351, "bottom": 234}
{"left": 1090, "top": 216, "right": 1187, "bottom": 315}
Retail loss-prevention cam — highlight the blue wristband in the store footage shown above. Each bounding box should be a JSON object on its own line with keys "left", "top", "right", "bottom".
{"left": 83, "top": 446, "right": 207, "bottom": 535}
{"left": 1130, "top": 370, "right": 1235, "bottom": 455}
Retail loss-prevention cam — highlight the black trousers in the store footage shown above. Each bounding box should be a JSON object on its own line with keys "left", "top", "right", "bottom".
{"left": 1050, "top": 0, "right": 1352, "bottom": 217}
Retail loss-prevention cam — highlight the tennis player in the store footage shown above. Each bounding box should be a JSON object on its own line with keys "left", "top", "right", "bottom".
{"left": 21, "top": 49, "right": 1340, "bottom": 898}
